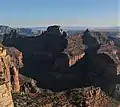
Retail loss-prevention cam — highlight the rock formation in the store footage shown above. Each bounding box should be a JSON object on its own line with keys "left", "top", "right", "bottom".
{"left": 2, "top": 25, "right": 69, "bottom": 90}
{"left": 0, "top": 43, "right": 23, "bottom": 93}
{"left": 0, "top": 84, "right": 14, "bottom": 107}
{"left": 2, "top": 25, "right": 120, "bottom": 106}
{"left": 0, "top": 43, "right": 23, "bottom": 107}
{"left": 13, "top": 85, "right": 120, "bottom": 107}
{"left": 70, "top": 29, "right": 120, "bottom": 101}
{"left": 2, "top": 26, "right": 68, "bottom": 57}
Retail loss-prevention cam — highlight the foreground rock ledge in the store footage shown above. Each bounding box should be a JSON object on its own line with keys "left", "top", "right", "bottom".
{"left": 13, "top": 86, "right": 120, "bottom": 107}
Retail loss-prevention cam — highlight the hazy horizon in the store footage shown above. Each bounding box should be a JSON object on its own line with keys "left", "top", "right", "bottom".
{"left": 0, "top": 24, "right": 120, "bottom": 29}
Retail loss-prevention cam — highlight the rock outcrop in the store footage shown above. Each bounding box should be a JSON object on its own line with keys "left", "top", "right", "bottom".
{"left": 2, "top": 25, "right": 120, "bottom": 106}
{"left": 0, "top": 43, "right": 23, "bottom": 93}
{"left": 0, "top": 84, "right": 14, "bottom": 107}
{"left": 2, "top": 25, "right": 69, "bottom": 90}
{"left": 13, "top": 85, "right": 120, "bottom": 107}
{"left": 0, "top": 43, "right": 23, "bottom": 107}
{"left": 70, "top": 29, "right": 120, "bottom": 101}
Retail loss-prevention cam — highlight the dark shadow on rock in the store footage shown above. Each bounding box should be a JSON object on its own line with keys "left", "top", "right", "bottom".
{"left": 2, "top": 25, "right": 70, "bottom": 91}
{"left": 2, "top": 26, "right": 120, "bottom": 100}
{"left": 70, "top": 29, "right": 119, "bottom": 100}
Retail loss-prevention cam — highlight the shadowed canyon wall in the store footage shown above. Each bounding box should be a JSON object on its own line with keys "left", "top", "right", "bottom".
{"left": 2, "top": 25, "right": 120, "bottom": 101}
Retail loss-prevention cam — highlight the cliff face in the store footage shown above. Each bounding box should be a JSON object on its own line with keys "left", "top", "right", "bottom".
{"left": 2, "top": 25, "right": 120, "bottom": 106}
{"left": 0, "top": 84, "right": 14, "bottom": 107}
{"left": 0, "top": 43, "right": 24, "bottom": 107}
{"left": 2, "top": 26, "right": 70, "bottom": 90}
{"left": 2, "top": 26, "right": 67, "bottom": 57}
{"left": 65, "top": 35, "right": 83, "bottom": 56}
{"left": 0, "top": 43, "right": 23, "bottom": 93}
{"left": 70, "top": 29, "right": 120, "bottom": 101}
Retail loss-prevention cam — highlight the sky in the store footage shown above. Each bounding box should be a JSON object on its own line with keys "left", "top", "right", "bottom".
{"left": 0, "top": 0, "right": 119, "bottom": 27}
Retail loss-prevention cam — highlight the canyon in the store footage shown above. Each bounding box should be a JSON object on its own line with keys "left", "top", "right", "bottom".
{"left": 0, "top": 25, "right": 120, "bottom": 106}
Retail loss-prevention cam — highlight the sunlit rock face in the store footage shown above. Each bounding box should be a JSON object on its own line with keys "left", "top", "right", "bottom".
{"left": 0, "top": 43, "right": 23, "bottom": 93}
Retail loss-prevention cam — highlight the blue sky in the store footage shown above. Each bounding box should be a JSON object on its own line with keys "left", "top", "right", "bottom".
{"left": 0, "top": 0, "right": 119, "bottom": 27}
